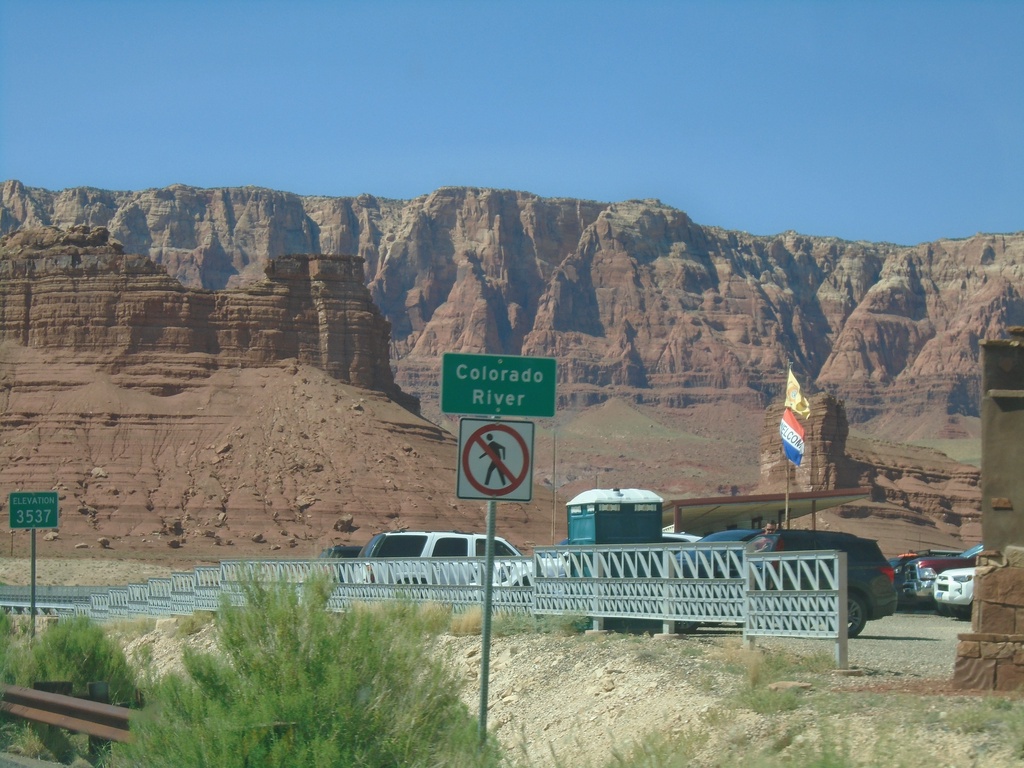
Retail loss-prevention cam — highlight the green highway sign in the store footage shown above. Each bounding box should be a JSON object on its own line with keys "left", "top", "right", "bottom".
{"left": 9, "top": 491, "right": 60, "bottom": 530}
{"left": 441, "top": 353, "right": 557, "bottom": 418}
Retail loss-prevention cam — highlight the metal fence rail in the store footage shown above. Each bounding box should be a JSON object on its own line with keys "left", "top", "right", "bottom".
{"left": 532, "top": 543, "right": 748, "bottom": 632}
{"left": 744, "top": 549, "right": 849, "bottom": 666}
{"left": 0, "top": 585, "right": 98, "bottom": 616}
{"left": 218, "top": 556, "right": 537, "bottom": 614}
{"left": 0, "top": 545, "right": 849, "bottom": 664}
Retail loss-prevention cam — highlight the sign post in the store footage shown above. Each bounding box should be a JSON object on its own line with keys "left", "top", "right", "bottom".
{"left": 9, "top": 491, "right": 60, "bottom": 639}
{"left": 479, "top": 496, "right": 497, "bottom": 746}
{"left": 440, "top": 353, "right": 556, "bottom": 745}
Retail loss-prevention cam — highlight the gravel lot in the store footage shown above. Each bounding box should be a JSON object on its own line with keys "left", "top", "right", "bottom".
{"left": 434, "top": 610, "right": 1012, "bottom": 767}
{"left": 755, "top": 610, "right": 966, "bottom": 678}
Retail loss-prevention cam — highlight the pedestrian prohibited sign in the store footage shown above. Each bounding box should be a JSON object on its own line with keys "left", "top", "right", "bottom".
{"left": 9, "top": 491, "right": 60, "bottom": 530}
{"left": 457, "top": 419, "right": 534, "bottom": 501}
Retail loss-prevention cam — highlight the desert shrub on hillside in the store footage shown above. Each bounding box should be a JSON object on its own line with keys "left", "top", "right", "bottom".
{"left": 111, "top": 577, "right": 500, "bottom": 768}
{"left": 0, "top": 610, "right": 13, "bottom": 682}
{"left": 2, "top": 615, "right": 136, "bottom": 705}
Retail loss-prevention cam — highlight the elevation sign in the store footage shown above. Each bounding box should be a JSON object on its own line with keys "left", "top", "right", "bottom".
{"left": 8, "top": 491, "right": 59, "bottom": 530}
{"left": 457, "top": 419, "right": 534, "bottom": 501}
{"left": 441, "top": 353, "right": 556, "bottom": 418}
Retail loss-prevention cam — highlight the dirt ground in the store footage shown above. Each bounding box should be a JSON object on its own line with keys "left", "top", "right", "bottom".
{"left": 4, "top": 557, "right": 1022, "bottom": 767}
{"left": 0, "top": 557, "right": 177, "bottom": 588}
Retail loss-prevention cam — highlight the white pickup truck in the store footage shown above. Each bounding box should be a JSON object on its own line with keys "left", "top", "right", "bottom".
{"left": 356, "top": 531, "right": 535, "bottom": 587}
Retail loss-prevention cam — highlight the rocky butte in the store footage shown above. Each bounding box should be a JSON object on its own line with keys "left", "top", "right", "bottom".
{"left": 2, "top": 180, "right": 1022, "bottom": 557}
{"left": 0, "top": 226, "right": 556, "bottom": 560}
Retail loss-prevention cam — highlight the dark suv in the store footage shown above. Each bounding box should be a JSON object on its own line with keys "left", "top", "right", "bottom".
{"left": 746, "top": 530, "right": 897, "bottom": 637}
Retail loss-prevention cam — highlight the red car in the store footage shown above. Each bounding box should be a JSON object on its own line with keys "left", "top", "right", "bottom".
{"left": 898, "top": 544, "right": 983, "bottom": 610}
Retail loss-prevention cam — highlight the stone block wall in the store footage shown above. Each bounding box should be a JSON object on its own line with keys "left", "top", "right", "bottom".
{"left": 954, "top": 547, "right": 1024, "bottom": 691}
{"left": 956, "top": 330, "right": 1024, "bottom": 691}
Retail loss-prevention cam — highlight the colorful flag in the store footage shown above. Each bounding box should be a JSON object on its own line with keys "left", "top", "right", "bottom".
{"left": 785, "top": 369, "right": 811, "bottom": 419}
{"left": 780, "top": 407, "right": 805, "bottom": 466}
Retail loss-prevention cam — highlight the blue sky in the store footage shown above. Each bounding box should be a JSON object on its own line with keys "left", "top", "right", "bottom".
{"left": 1, "top": 0, "right": 1021, "bottom": 246}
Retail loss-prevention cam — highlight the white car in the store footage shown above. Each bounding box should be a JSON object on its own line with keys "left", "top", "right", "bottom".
{"left": 933, "top": 566, "right": 975, "bottom": 620}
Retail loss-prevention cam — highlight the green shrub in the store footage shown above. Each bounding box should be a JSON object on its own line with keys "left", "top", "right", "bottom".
{"left": 0, "top": 611, "right": 13, "bottom": 682}
{"left": 601, "top": 729, "right": 701, "bottom": 768}
{"left": 16, "top": 616, "right": 137, "bottom": 705}
{"left": 492, "top": 610, "right": 538, "bottom": 636}
{"left": 176, "top": 610, "right": 216, "bottom": 636}
{"left": 735, "top": 685, "right": 802, "bottom": 715}
{"left": 534, "top": 612, "right": 591, "bottom": 636}
{"left": 0, "top": 721, "right": 52, "bottom": 762}
{"left": 111, "top": 575, "right": 502, "bottom": 768}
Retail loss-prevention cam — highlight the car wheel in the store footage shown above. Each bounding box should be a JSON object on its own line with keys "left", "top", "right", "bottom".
{"left": 847, "top": 594, "right": 868, "bottom": 638}
{"left": 955, "top": 604, "right": 972, "bottom": 621}
{"left": 935, "top": 603, "right": 950, "bottom": 617}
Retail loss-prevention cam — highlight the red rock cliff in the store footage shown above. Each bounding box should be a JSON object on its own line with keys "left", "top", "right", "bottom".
{"left": 4, "top": 182, "right": 1021, "bottom": 440}
{"left": 0, "top": 225, "right": 414, "bottom": 411}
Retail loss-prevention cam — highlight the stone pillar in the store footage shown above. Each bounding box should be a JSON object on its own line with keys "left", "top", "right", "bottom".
{"left": 758, "top": 394, "right": 851, "bottom": 492}
{"left": 953, "top": 327, "right": 1024, "bottom": 690}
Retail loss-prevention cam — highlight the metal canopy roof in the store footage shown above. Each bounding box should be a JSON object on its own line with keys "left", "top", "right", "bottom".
{"left": 663, "top": 487, "right": 871, "bottom": 537}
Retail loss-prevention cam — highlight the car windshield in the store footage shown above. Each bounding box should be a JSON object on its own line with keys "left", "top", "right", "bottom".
{"left": 962, "top": 543, "right": 983, "bottom": 558}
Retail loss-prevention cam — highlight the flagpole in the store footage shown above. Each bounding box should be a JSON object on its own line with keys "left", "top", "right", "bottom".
{"left": 784, "top": 361, "right": 791, "bottom": 527}
{"left": 780, "top": 362, "right": 807, "bottom": 532}
{"left": 785, "top": 454, "right": 790, "bottom": 528}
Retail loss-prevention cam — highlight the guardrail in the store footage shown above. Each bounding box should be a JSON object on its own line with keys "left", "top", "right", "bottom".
{"left": 0, "top": 544, "right": 849, "bottom": 664}
{"left": 0, "top": 683, "right": 133, "bottom": 743}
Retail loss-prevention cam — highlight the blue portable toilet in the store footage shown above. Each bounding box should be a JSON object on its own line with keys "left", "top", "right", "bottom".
{"left": 566, "top": 488, "right": 664, "bottom": 545}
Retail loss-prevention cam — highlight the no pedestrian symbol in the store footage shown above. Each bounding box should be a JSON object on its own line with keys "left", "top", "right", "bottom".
{"left": 457, "top": 419, "right": 534, "bottom": 502}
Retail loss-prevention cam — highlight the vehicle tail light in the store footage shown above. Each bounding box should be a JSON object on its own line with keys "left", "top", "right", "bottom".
{"left": 881, "top": 565, "right": 895, "bottom": 584}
